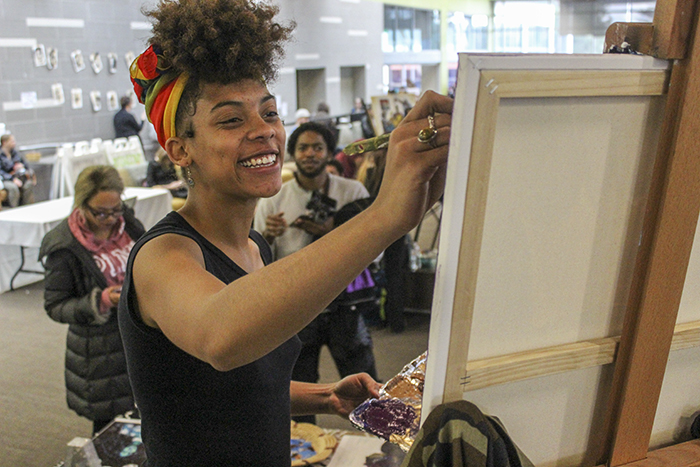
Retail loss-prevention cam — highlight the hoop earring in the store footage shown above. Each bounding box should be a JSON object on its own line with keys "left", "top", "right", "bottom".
{"left": 185, "top": 166, "right": 195, "bottom": 188}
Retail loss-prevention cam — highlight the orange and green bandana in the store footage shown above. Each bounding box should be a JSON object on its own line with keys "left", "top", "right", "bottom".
{"left": 129, "top": 45, "right": 189, "bottom": 149}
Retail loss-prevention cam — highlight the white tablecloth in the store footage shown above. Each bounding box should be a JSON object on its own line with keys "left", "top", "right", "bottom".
{"left": 0, "top": 187, "right": 172, "bottom": 293}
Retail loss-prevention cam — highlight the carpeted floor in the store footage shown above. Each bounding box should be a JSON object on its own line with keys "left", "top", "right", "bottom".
{"left": 0, "top": 280, "right": 430, "bottom": 467}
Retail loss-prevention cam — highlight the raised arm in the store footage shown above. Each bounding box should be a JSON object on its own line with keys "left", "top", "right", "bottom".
{"left": 132, "top": 91, "right": 453, "bottom": 371}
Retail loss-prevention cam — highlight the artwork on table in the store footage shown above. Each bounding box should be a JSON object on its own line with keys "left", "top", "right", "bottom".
{"left": 71, "top": 88, "right": 83, "bottom": 110}
{"left": 33, "top": 44, "right": 47, "bottom": 67}
{"left": 47, "top": 47, "right": 58, "bottom": 70}
{"left": 106, "top": 90, "right": 119, "bottom": 111}
{"left": 108, "top": 53, "right": 118, "bottom": 74}
{"left": 51, "top": 83, "right": 65, "bottom": 104}
{"left": 370, "top": 93, "right": 417, "bottom": 136}
{"left": 89, "top": 90, "right": 102, "bottom": 112}
{"left": 71, "top": 50, "right": 85, "bottom": 73}
{"left": 124, "top": 51, "right": 135, "bottom": 69}
{"left": 89, "top": 52, "right": 103, "bottom": 74}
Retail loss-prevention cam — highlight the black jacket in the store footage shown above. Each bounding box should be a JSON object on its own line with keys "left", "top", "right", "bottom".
{"left": 113, "top": 107, "right": 144, "bottom": 139}
{"left": 39, "top": 207, "right": 145, "bottom": 421}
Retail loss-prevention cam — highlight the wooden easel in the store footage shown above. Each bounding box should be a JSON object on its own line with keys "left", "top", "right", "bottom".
{"left": 599, "top": 0, "right": 700, "bottom": 465}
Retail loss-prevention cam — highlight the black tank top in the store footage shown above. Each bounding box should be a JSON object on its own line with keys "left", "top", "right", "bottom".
{"left": 118, "top": 211, "right": 301, "bottom": 466}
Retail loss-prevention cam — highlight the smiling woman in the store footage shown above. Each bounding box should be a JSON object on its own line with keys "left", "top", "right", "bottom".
{"left": 117, "top": 0, "right": 453, "bottom": 465}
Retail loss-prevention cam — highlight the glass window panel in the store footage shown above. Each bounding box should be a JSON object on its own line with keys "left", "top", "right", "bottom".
{"left": 431, "top": 10, "right": 441, "bottom": 50}
{"left": 396, "top": 7, "right": 414, "bottom": 52}
{"left": 468, "top": 26, "right": 489, "bottom": 51}
{"left": 415, "top": 9, "right": 430, "bottom": 51}
{"left": 384, "top": 6, "right": 397, "bottom": 52}
{"left": 528, "top": 26, "right": 550, "bottom": 50}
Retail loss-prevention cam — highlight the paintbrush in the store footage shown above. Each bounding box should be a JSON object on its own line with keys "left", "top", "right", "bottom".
{"left": 342, "top": 132, "right": 392, "bottom": 156}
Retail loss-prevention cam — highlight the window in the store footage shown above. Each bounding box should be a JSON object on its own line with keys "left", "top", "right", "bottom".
{"left": 384, "top": 5, "right": 441, "bottom": 53}
{"left": 384, "top": 64, "right": 423, "bottom": 92}
{"left": 447, "top": 12, "right": 489, "bottom": 53}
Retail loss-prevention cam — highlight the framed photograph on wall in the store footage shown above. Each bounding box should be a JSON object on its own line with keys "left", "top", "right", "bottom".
{"left": 51, "top": 83, "right": 65, "bottom": 104}
{"left": 89, "top": 90, "right": 102, "bottom": 112}
{"left": 33, "top": 44, "right": 47, "bottom": 67}
{"left": 71, "top": 88, "right": 83, "bottom": 109}
{"left": 21, "top": 91, "right": 37, "bottom": 109}
{"left": 71, "top": 50, "right": 86, "bottom": 73}
{"left": 47, "top": 47, "right": 58, "bottom": 70}
{"left": 108, "top": 53, "right": 118, "bottom": 74}
{"left": 89, "top": 52, "right": 103, "bottom": 74}
{"left": 106, "top": 91, "right": 119, "bottom": 111}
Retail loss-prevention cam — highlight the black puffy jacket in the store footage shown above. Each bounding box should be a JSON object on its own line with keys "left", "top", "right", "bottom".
{"left": 39, "top": 207, "right": 144, "bottom": 421}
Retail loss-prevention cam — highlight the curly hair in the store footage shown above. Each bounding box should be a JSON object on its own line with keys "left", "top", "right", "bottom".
{"left": 287, "top": 122, "right": 338, "bottom": 157}
{"left": 142, "top": 0, "right": 295, "bottom": 136}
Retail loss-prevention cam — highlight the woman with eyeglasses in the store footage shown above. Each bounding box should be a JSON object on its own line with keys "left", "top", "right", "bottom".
{"left": 39, "top": 165, "right": 144, "bottom": 434}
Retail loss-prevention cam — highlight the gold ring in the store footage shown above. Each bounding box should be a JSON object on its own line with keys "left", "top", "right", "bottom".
{"left": 417, "top": 114, "right": 437, "bottom": 144}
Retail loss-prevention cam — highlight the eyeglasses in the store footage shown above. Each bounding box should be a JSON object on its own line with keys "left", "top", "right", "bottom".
{"left": 85, "top": 204, "right": 124, "bottom": 220}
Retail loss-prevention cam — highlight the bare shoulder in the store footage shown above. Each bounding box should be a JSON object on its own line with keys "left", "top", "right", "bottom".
{"left": 133, "top": 233, "right": 205, "bottom": 276}
{"left": 132, "top": 233, "right": 209, "bottom": 327}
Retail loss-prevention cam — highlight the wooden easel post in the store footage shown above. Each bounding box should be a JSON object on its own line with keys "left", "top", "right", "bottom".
{"left": 601, "top": 0, "right": 700, "bottom": 464}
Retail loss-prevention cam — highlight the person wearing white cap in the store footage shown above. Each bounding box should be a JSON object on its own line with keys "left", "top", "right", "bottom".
{"left": 292, "top": 108, "right": 311, "bottom": 131}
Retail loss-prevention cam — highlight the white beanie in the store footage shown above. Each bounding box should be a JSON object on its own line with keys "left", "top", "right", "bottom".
{"left": 294, "top": 108, "right": 311, "bottom": 120}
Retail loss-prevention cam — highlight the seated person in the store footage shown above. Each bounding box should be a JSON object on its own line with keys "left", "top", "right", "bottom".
{"left": 145, "top": 147, "right": 188, "bottom": 199}
{"left": 0, "top": 134, "right": 35, "bottom": 207}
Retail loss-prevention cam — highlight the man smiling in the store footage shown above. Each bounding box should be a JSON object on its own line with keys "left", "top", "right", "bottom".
{"left": 255, "top": 121, "right": 368, "bottom": 258}
{"left": 254, "top": 121, "right": 378, "bottom": 423}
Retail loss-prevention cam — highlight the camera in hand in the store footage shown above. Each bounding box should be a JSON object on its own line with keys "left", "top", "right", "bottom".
{"left": 303, "top": 190, "right": 337, "bottom": 224}
{"left": 13, "top": 167, "right": 34, "bottom": 184}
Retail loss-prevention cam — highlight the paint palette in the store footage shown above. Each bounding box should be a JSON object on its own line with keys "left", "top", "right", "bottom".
{"left": 349, "top": 352, "right": 426, "bottom": 451}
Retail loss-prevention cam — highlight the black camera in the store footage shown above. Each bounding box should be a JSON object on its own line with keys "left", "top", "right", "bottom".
{"left": 304, "top": 190, "right": 337, "bottom": 224}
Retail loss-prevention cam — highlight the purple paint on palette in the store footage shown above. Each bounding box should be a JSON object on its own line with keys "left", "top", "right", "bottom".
{"left": 350, "top": 398, "right": 417, "bottom": 439}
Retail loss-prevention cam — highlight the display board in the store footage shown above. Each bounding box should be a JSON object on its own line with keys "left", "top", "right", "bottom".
{"left": 422, "top": 53, "right": 695, "bottom": 466}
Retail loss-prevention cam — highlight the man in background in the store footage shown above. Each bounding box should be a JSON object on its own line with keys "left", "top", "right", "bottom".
{"left": 0, "top": 134, "right": 35, "bottom": 207}
{"left": 254, "top": 122, "right": 378, "bottom": 423}
{"left": 113, "top": 95, "right": 144, "bottom": 140}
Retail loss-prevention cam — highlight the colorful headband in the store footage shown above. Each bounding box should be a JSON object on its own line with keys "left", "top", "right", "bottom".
{"left": 129, "top": 45, "right": 189, "bottom": 148}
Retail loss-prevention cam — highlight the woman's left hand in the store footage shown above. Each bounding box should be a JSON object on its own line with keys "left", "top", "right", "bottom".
{"left": 106, "top": 284, "right": 122, "bottom": 305}
{"left": 328, "top": 373, "right": 381, "bottom": 418}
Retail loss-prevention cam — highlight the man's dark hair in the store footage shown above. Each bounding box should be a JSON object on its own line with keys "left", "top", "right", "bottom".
{"left": 287, "top": 122, "right": 337, "bottom": 157}
{"left": 316, "top": 102, "right": 330, "bottom": 113}
{"left": 120, "top": 96, "right": 132, "bottom": 109}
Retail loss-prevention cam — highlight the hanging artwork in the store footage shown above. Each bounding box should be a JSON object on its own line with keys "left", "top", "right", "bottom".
{"left": 124, "top": 51, "right": 135, "bottom": 69}
{"left": 47, "top": 48, "right": 58, "bottom": 70}
{"left": 89, "top": 90, "right": 102, "bottom": 112}
{"left": 71, "top": 88, "right": 83, "bottom": 110}
{"left": 71, "top": 50, "right": 86, "bottom": 73}
{"left": 51, "top": 83, "right": 65, "bottom": 104}
{"left": 21, "top": 92, "right": 37, "bottom": 108}
{"left": 106, "top": 91, "right": 119, "bottom": 111}
{"left": 108, "top": 53, "right": 118, "bottom": 74}
{"left": 33, "top": 44, "right": 47, "bottom": 67}
{"left": 89, "top": 52, "right": 103, "bottom": 74}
